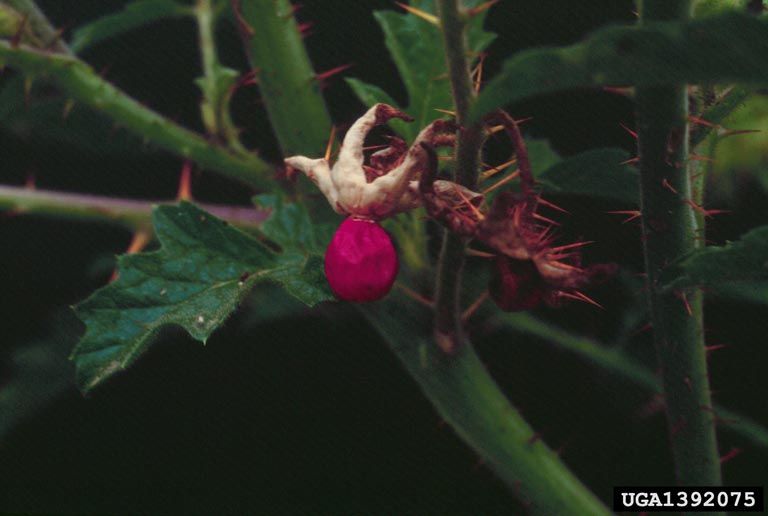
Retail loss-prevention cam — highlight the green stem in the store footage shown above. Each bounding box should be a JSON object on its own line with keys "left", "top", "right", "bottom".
{"left": 638, "top": 0, "right": 722, "bottom": 496}
{"left": 236, "top": 0, "right": 332, "bottom": 158}
{"left": 195, "top": 0, "right": 221, "bottom": 137}
{"left": 489, "top": 312, "right": 768, "bottom": 450}
{"left": 0, "top": 41, "right": 273, "bottom": 190}
{"left": 363, "top": 296, "right": 610, "bottom": 516}
{"left": 0, "top": 184, "right": 267, "bottom": 230}
{"left": 194, "top": 0, "right": 245, "bottom": 152}
{"left": 433, "top": 0, "right": 484, "bottom": 346}
{"left": 4, "top": 0, "right": 70, "bottom": 53}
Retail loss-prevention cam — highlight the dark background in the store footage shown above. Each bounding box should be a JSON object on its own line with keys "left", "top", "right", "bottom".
{"left": 1, "top": 1, "right": 766, "bottom": 514}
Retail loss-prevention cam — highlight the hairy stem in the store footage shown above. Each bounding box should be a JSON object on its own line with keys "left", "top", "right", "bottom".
{"left": 0, "top": 41, "right": 272, "bottom": 190}
{"left": 0, "top": 184, "right": 267, "bottom": 230}
{"left": 637, "top": 0, "right": 722, "bottom": 496}
{"left": 364, "top": 295, "right": 610, "bottom": 515}
{"left": 235, "top": 0, "right": 332, "bottom": 158}
{"left": 433, "top": 0, "right": 483, "bottom": 347}
{"left": 490, "top": 312, "right": 768, "bottom": 450}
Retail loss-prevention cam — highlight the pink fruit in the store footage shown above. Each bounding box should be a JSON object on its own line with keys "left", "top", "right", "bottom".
{"left": 324, "top": 217, "right": 399, "bottom": 302}
{"left": 489, "top": 255, "right": 544, "bottom": 312}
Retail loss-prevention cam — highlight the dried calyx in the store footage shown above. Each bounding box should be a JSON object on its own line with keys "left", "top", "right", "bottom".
{"left": 420, "top": 110, "right": 616, "bottom": 310}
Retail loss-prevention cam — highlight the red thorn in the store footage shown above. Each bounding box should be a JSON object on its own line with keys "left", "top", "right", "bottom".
{"left": 607, "top": 210, "right": 641, "bottom": 224}
{"left": 620, "top": 156, "right": 640, "bottom": 165}
{"left": 690, "top": 154, "right": 716, "bottom": 163}
{"left": 706, "top": 344, "right": 727, "bottom": 355}
{"left": 467, "top": 0, "right": 500, "bottom": 16}
{"left": 619, "top": 122, "right": 638, "bottom": 139}
{"left": 603, "top": 86, "right": 632, "bottom": 96}
{"left": 297, "top": 21, "right": 314, "bottom": 38}
{"left": 532, "top": 212, "right": 560, "bottom": 226}
{"left": 315, "top": 63, "right": 355, "bottom": 84}
{"left": 662, "top": 178, "right": 678, "bottom": 194}
{"left": 24, "top": 171, "right": 36, "bottom": 190}
{"left": 537, "top": 197, "right": 570, "bottom": 214}
{"left": 719, "top": 446, "right": 743, "bottom": 464}
{"left": 177, "top": 160, "right": 193, "bottom": 201}
{"left": 550, "top": 241, "right": 594, "bottom": 253}
{"left": 670, "top": 418, "right": 685, "bottom": 436}
{"left": 684, "top": 376, "right": 693, "bottom": 392}
{"left": 631, "top": 322, "right": 653, "bottom": 336}
{"left": 688, "top": 115, "right": 717, "bottom": 128}
{"left": 232, "top": 0, "right": 255, "bottom": 36}
{"left": 722, "top": 128, "right": 761, "bottom": 137}
{"left": 527, "top": 431, "right": 544, "bottom": 445}
{"left": 568, "top": 290, "right": 604, "bottom": 309}
{"left": 683, "top": 198, "right": 713, "bottom": 218}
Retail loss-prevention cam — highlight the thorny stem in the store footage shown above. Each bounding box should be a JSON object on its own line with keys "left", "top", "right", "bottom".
{"left": 0, "top": 184, "right": 267, "bottom": 231}
{"left": 433, "top": 0, "right": 483, "bottom": 349}
{"left": 427, "top": 2, "right": 610, "bottom": 513}
{"left": 235, "top": 0, "right": 332, "bottom": 159}
{"left": 637, "top": 0, "right": 722, "bottom": 498}
{"left": 3, "top": 0, "right": 70, "bottom": 54}
{"left": 490, "top": 312, "right": 768, "bottom": 450}
{"left": 0, "top": 41, "right": 273, "bottom": 190}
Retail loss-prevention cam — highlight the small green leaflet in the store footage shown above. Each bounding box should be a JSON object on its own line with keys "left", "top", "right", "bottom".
{"left": 71, "top": 199, "right": 333, "bottom": 393}
{"left": 664, "top": 225, "right": 768, "bottom": 290}
{"left": 346, "top": 0, "right": 495, "bottom": 141}
{"left": 470, "top": 12, "right": 768, "bottom": 122}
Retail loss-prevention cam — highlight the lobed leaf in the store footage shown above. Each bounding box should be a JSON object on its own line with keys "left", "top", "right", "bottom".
{"left": 71, "top": 201, "right": 332, "bottom": 393}
{"left": 471, "top": 12, "right": 768, "bottom": 122}
{"left": 346, "top": 0, "right": 495, "bottom": 141}
{"left": 665, "top": 225, "right": 768, "bottom": 289}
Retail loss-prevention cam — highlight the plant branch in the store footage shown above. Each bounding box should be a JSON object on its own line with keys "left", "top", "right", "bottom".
{"left": 234, "top": 0, "right": 332, "bottom": 158}
{"left": 194, "top": 0, "right": 245, "bottom": 152}
{"left": 0, "top": 184, "right": 267, "bottom": 230}
{"left": 637, "top": 0, "right": 722, "bottom": 494}
{"left": 489, "top": 312, "right": 768, "bottom": 450}
{"left": 363, "top": 296, "right": 611, "bottom": 515}
{"left": 0, "top": 41, "right": 273, "bottom": 190}
{"left": 433, "top": 0, "right": 484, "bottom": 348}
{"left": 3, "top": 0, "right": 70, "bottom": 54}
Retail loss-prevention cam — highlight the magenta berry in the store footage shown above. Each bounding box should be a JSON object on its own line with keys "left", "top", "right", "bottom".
{"left": 489, "top": 256, "right": 544, "bottom": 312}
{"left": 324, "top": 217, "right": 399, "bottom": 302}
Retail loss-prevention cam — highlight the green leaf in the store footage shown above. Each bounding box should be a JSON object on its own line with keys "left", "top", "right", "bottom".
{"left": 471, "top": 12, "right": 768, "bottom": 122}
{"left": 665, "top": 225, "right": 768, "bottom": 289}
{"left": 70, "top": 0, "right": 190, "bottom": 53}
{"left": 538, "top": 147, "right": 639, "bottom": 204}
{"left": 71, "top": 201, "right": 332, "bottom": 393}
{"left": 346, "top": 0, "right": 495, "bottom": 141}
